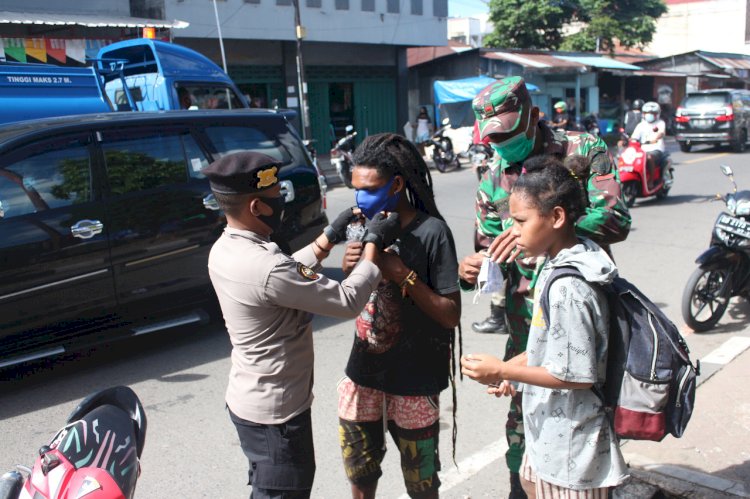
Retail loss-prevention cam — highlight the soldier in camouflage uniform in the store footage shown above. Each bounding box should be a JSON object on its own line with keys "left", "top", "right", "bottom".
{"left": 458, "top": 77, "right": 631, "bottom": 499}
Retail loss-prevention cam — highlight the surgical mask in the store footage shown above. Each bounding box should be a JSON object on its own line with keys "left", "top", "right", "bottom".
{"left": 257, "top": 196, "right": 285, "bottom": 233}
{"left": 474, "top": 255, "right": 504, "bottom": 305}
{"left": 644, "top": 113, "right": 656, "bottom": 123}
{"left": 355, "top": 177, "right": 400, "bottom": 219}
{"left": 490, "top": 110, "right": 535, "bottom": 163}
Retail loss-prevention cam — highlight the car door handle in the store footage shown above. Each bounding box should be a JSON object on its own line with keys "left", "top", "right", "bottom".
{"left": 70, "top": 219, "right": 104, "bottom": 239}
{"left": 203, "top": 193, "right": 220, "bottom": 211}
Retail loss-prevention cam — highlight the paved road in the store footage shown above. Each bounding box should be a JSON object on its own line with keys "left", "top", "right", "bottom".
{"left": 1, "top": 140, "right": 748, "bottom": 498}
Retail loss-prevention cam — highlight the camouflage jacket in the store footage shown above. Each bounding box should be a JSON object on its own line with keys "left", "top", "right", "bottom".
{"left": 471, "top": 123, "right": 631, "bottom": 299}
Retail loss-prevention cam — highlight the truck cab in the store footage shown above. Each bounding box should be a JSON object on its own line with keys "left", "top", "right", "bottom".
{"left": 96, "top": 39, "right": 249, "bottom": 112}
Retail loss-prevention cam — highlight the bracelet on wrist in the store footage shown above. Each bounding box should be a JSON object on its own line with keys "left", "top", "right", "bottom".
{"left": 400, "top": 269, "right": 417, "bottom": 297}
{"left": 313, "top": 239, "right": 330, "bottom": 254}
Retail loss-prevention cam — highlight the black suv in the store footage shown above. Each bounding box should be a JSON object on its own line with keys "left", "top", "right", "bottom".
{"left": 675, "top": 89, "right": 750, "bottom": 152}
{"left": 0, "top": 110, "right": 328, "bottom": 368}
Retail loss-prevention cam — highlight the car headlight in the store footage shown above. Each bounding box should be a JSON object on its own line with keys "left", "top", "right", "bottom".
{"left": 736, "top": 200, "right": 750, "bottom": 216}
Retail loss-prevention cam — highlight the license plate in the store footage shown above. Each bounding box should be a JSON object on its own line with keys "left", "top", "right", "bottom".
{"left": 716, "top": 214, "right": 750, "bottom": 238}
{"left": 693, "top": 119, "right": 711, "bottom": 128}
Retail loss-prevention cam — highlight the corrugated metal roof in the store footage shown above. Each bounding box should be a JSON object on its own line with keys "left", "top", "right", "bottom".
{"left": 697, "top": 54, "right": 750, "bottom": 70}
{"left": 407, "top": 44, "right": 474, "bottom": 68}
{"left": 555, "top": 55, "right": 641, "bottom": 70}
{"left": 483, "top": 51, "right": 584, "bottom": 69}
{"left": 0, "top": 11, "right": 189, "bottom": 29}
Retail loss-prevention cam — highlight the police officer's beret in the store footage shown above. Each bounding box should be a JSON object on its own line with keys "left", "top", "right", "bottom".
{"left": 202, "top": 151, "right": 281, "bottom": 195}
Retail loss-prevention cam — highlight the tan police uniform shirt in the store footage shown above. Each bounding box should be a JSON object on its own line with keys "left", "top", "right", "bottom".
{"left": 208, "top": 226, "right": 381, "bottom": 425}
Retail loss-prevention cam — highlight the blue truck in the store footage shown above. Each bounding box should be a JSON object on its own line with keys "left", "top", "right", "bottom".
{"left": 0, "top": 38, "right": 250, "bottom": 124}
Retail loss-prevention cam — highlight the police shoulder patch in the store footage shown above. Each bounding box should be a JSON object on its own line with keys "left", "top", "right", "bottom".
{"left": 297, "top": 262, "right": 319, "bottom": 280}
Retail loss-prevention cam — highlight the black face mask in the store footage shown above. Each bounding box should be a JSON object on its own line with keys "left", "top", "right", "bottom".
{"left": 257, "top": 196, "right": 285, "bottom": 233}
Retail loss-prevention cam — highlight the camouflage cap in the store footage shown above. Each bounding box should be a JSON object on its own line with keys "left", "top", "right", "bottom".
{"left": 472, "top": 76, "right": 531, "bottom": 139}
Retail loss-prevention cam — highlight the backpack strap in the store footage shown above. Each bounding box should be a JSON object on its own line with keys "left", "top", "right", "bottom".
{"left": 538, "top": 266, "right": 584, "bottom": 327}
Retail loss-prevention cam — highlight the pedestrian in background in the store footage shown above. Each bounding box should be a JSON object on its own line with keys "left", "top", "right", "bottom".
{"left": 461, "top": 155, "right": 629, "bottom": 498}
{"left": 458, "top": 76, "right": 630, "bottom": 499}
{"left": 337, "top": 133, "right": 460, "bottom": 499}
{"left": 413, "top": 106, "right": 433, "bottom": 157}
{"left": 205, "top": 151, "right": 400, "bottom": 499}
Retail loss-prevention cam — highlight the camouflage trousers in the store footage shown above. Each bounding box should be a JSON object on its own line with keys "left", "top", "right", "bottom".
{"left": 501, "top": 275, "right": 534, "bottom": 473}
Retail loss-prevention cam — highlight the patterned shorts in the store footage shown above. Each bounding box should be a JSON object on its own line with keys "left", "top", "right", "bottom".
{"left": 337, "top": 377, "right": 441, "bottom": 497}
{"left": 520, "top": 452, "right": 609, "bottom": 499}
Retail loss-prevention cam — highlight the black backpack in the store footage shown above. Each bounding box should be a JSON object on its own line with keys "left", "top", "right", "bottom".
{"left": 540, "top": 267, "right": 699, "bottom": 441}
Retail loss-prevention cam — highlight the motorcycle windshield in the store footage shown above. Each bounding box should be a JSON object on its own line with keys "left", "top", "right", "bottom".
{"left": 52, "top": 405, "right": 139, "bottom": 498}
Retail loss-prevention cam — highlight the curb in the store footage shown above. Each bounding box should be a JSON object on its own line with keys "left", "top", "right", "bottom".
{"left": 622, "top": 455, "right": 750, "bottom": 498}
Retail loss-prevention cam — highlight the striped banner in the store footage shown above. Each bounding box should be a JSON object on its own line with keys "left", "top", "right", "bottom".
{"left": 66, "top": 39, "right": 86, "bottom": 65}
{"left": 46, "top": 39, "right": 67, "bottom": 65}
{"left": 3, "top": 38, "right": 26, "bottom": 62}
{"left": 25, "top": 38, "right": 47, "bottom": 63}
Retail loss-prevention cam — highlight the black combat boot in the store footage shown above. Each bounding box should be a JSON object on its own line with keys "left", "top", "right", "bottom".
{"left": 471, "top": 304, "right": 507, "bottom": 334}
{"left": 509, "top": 471, "right": 528, "bottom": 499}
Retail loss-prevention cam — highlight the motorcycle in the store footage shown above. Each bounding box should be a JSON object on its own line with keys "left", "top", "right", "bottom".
{"left": 0, "top": 386, "right": 147, "bottom": 499}
{"left": 428, "top": 117, "right": 460, "bottom": 173}
{"left": 617, "top": 133, "right": 674, "bottom": 207}
{"left": 330, "top": 125, "right": 357, "bottom": 188}
{"left": 468, "top": 142, "right": 492, "bottom": 181}
{"left": 682, "top": 164, "right": 750, "bottom": 332}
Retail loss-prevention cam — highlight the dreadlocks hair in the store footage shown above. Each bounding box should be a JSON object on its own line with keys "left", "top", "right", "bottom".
{"left": 514, "top": 154, "right": 588, "bottom": 224}
{"left": 351, "top": 133, "right": 444, "bottom": 221}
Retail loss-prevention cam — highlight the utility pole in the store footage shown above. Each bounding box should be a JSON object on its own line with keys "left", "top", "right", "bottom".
{"left": 212, "top": 0, "right": 228, "bottom": 73}
{"left": 292, "top": 0, "right": 311, "bottom": 141}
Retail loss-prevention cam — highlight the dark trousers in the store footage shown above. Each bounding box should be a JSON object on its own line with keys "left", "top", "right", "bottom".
{"left": 229, "top": 407, "right": 316, "bottom": 499}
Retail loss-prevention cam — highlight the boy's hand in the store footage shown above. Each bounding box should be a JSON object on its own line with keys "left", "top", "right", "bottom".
{"left": 458, "top": 252, "right": 484, "bottom": 284}
{"left": 342, "top": 242, "right": 363, "bottom": 275}
{"left": 487, "top": 380, "right": 516, "bottom": 398}
{"left": 488, "top": 230, "right": 521, "bottom": 263}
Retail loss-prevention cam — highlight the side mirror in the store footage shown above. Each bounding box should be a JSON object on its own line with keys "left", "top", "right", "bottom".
{"left": 345, "top": 125, "right": 354, "bottom": 133}
{"left": 720, "top": 164, "right": 734, "bottom": 177}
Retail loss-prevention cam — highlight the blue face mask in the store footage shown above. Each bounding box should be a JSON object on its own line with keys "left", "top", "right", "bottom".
{"left": 355, "top": 177, "right": 400, "bottom": 220}
{"left": 490, "top": 109, "right": 535, "bottom": 164}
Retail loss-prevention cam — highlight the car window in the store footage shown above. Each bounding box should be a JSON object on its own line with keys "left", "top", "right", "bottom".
{"left": 0, "top": 142, "right": 91, "bottom": 219}
{"left": 184, "top": 134, "right": 210, "bottom": 179}
{"left": 683, "top": 93, "right": 730, "bottom": 109}
{"left": 102, "top": 133, "right": 190, "bottom": 195}
{"left": 204, "top": 126, "right": 293, "bottom": 165}
{"left": 175, "top": 84, "right": 245, "bottom": 110}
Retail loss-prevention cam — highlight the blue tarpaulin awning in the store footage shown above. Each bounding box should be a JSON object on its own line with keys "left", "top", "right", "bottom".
{"left": 433, "top": 76, "right": 539, "bottom": 105}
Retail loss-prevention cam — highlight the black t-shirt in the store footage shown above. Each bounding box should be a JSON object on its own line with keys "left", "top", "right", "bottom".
{"left": 345, "top": 212, "right": 459, "bottom": 396}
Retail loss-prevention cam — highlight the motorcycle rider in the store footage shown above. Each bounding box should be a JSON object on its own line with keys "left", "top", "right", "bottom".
{"left": 549, "top": 101, "right": 569, "bottom": 130}
{"left": 631, "top": 101, "right": 667, "bottom": 184}
{"left": 624, "top": 98, "right": 644, "bottom": 136}
{"left": 458, "top": 76, "right": 631, "bottom": 499}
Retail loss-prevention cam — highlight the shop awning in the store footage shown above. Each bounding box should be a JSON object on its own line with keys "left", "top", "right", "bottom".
{"left": 0, "top": 11, "right": 189, "bottom": 29}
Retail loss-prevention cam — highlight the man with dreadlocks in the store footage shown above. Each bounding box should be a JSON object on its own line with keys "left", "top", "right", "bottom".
{"left": 337, "top": 133, "right": 460, "bottom": 499}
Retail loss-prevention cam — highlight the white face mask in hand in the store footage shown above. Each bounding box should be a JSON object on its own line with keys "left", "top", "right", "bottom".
{"left": 474, "top": 256, "right": 504, "bottom": 304}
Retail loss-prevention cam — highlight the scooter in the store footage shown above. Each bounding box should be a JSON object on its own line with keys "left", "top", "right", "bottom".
{"left": 428, "top": 117, "right": 460, "bottom": 173}
{"left": 682, "top": 165, "right": 750, "bottom": 332}
{"left": 617, "top": 133, "right": 674, "bottom": 207}
{"left": 468, "top": 142, "right": 492, "bottom": 181}
{"left": 330, "top": 125, "right": 357, "bottom": 188}
{"left": 0, "top": 386, "right": 147, "bottom": 499}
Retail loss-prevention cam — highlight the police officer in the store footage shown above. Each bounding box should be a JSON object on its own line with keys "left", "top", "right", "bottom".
{"left": 204, "top": 151, "right": 400, "bottom": 499}
{"left": 458, "top": 77, "right": 631, "bottom": 499}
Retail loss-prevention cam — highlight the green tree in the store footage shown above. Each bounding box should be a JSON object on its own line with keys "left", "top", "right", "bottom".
{"left": 484, "top": 0, "right": 667, "bottom": 52}
{"left": 484, "top": 0, "right": 578, "bottom": 50}
{"left": 560, "top": 0, "right": 667, "bottom": 52}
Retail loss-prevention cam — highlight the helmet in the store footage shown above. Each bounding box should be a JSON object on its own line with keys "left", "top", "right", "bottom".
{"left": 642, "top": 101, "right": 660, "bottom": 116}
{"left": 632, "top": 99, "right": 645, "bottom": 111}
{"left": 554, "top": 101, "right": 567, "bottom": 112}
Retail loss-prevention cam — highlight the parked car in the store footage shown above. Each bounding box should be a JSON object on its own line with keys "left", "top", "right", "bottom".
{"left": 674, "top": 89, "right": 750, "bottom": 152}
{"left": 0, "top": 110, "right": 328, "bottom": 368}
